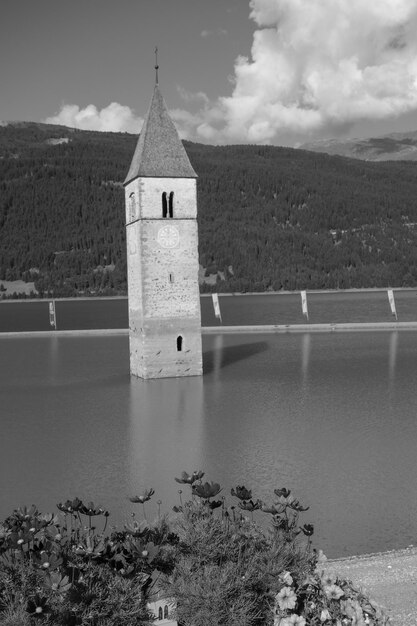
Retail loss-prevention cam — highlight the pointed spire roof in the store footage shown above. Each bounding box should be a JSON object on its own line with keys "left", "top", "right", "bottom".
{"left": 124, "top": 84, "right": 197, "bottom": 185}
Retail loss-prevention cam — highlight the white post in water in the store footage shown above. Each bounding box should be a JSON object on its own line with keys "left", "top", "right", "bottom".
{"left": 387, "top": 289, "right": 397, "bottom": 320}
{"left": 301, "top": 290, "right": 309, "bottom": 321}
{"left": 49, "top": 300, "right": 57, "bottom": 329}
{"left": 212, "top": 293, "right": 222, "bottom": 323}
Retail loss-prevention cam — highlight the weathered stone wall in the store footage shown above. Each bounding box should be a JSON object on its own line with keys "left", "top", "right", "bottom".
{"left": 126, "top": 219, "right": 143, "bottom": 321}
{"left": 125, "top": 177, "right": 202, "bottom": 379}
{"left": 129, "top": 317, "right": 202, "bottom": 379}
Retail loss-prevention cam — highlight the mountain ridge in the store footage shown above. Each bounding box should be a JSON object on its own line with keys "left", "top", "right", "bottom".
{"left": 301, "top": 129, "right": 417, "bottom": 161}
{"left": 1, "top": 121, "right": 417, "bottom": 297}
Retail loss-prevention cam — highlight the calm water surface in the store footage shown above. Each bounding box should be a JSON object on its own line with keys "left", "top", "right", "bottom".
{"left": 1, "top": 330, "right": 417, "bottom": 558}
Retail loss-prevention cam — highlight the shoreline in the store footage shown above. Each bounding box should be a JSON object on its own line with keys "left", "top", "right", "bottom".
{"left": 325, "top": 546, "right": 417, "bottom": 624}
{"left": 2, "top": 321, "right": 417, "bottom": 337}
{"left": 203, "top": 321, "right": 417, "bottom": 332}
{"left": 1, "top": 286, "right": 417, "bottom": 303}
{"left": 327, "top": 545, "right": 417, "bottom": 564}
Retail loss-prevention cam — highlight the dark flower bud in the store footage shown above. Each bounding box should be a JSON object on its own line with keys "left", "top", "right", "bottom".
{"left": 26, "top": 595, "right": 48, "bottom": 617}
{"left": 56, "top": 498, "right": 83, "bottom": 514}
{"left": 238, "top": 499, "right": 262, "bottom": 512}
{"left": 231, "top": 485, "right": 253, "bottom": 501}
{"left": 301, "top": 524, "right": 314, "bottom": 536}
{"left": 271, "top": 515, "right": 288, "bottom": 530}
{"left": 207, "top": 499, "right": 223, "bottom": 510}
{"left": 192, "top": 481, "right": 222, "bottom": 499}
{"left": 128, "top": 488, "right": 155, "bottom": 504}
{"left": 287, "top": 498, "right": 309, "bottom": 512}
{"left": 175, "top": 470, "right": 205, "bottom": 485}
{"left": 274, "top": 488, "right": 291, "bottom": 498}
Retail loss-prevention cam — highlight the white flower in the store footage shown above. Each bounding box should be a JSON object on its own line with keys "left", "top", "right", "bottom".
{"left": 280, "top": 571, "right": 294, "bottom": 586}
{"left": 317, "top": 550, "right": 328, "bottom": 564}
{"left": 324, "top": 584, "right": 344, "bottom": 600}
{"left": 278, "top": 615, "right": 306, "bottom": 626}
{"left": 275, "top": 586, "right": 297, "bottom": 610}
{"left": 321, "top": 572, "right": 335, "bottom": 586}
{"left": 320, "top": 608, "right": 331, "bottom": 622}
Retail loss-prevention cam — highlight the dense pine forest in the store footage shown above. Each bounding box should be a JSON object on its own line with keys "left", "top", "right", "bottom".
{"left": 1, "top": 121, "right": 417, "bottom": 297}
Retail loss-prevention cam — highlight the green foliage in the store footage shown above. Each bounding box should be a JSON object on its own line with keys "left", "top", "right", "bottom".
{"left": 0, "top": 475, "right": 389, "bottom": 626}
{"left": 0, "top": 123, "right": 130, "bottom": 298}
{"left": 1, "top": 122, "right": 417, "bottom": 296}
{"left": 166, "top": 501, "right": 302, "bottom": 626}
{"left": 0, "top": 502, "right": 156, "bottom": 625}
{"left": 165, "top": 479, "right": 388, "bottom": 626}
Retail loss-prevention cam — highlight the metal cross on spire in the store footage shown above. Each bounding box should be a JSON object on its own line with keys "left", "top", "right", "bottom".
{"left": 154, "top": 46, "right": 159, "bottom": 85}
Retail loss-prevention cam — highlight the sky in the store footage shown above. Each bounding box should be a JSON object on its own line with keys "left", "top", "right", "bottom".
{"left": 2, "top": 0, "right": 417, "bottom": 147}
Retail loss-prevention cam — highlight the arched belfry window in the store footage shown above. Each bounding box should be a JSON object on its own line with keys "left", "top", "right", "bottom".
{"left": 162, "top": 192, "right": 168, "bottom": 218}
{"left": 177, "top": 336, "right": 183, "bottom": 352}
{"left": 158, "top": 606, "right": 163, "bottom": 620}
{"left": 169, "top": 192, "right": 174, "bottom": 218}
{"left": 164, "top": 605, "right": 169, "bottom": 619}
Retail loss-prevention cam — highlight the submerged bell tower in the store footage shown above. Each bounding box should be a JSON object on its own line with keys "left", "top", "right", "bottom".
{"left": 123, "top": 56, "right": 203, "bottom": 379}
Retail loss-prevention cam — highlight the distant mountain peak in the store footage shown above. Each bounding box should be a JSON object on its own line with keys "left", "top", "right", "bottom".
{"left": 300, "top": 130, "right": 417, "bottom": 162}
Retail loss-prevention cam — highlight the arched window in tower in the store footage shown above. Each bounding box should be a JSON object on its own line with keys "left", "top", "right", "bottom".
{"left": 162, "top": 192, "right": 168, "bottom": 218}
{"left": 164, "top": 605, "right": 169, "bottom": 619}
{"left": 129, "top": 193, "right": 135, "bottom": 222}
{"left": 169, "top": 191, "right": 174, "bottom": 218}
{"left": 158, "top": 606, "right": 163, "bottom": 620}
{"left": 177, "top": 336, "right": 183, "bottom": 352}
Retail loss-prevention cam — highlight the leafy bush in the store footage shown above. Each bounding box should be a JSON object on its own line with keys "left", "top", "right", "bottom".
{"left": 163, "top": 474, "right": 388, "bottom": 625}
{"left": 0, "top": 476, "right": 389, "bottom": 625}
{"left": 0, "top": 503, "right": 156, "bottom": 625}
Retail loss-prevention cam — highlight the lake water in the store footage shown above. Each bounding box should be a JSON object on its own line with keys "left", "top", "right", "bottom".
{"left": 1, "top": 310, "right": 417, "bottom": 558}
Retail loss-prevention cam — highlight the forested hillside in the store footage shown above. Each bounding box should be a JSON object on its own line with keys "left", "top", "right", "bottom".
{"left": 1, "top": 121, "right": 417, "bottom": 297}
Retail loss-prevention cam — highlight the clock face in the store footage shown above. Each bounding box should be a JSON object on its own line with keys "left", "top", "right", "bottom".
{"left": 157, "top": 225, "right": 180, "bottom": 249}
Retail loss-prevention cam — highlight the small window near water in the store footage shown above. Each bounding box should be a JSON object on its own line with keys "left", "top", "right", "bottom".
{"left": 177, "top": 336, "right": 183, "bottom": 352}
{"left": 158, "top": 606, "right": 163, "bottom": 620}
{"left": 164, "top": 605, "right": 169, "bottom": 619}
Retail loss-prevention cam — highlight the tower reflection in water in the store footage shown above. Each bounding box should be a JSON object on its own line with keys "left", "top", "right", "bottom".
{"left": 128, "top": 373, "right": 204, "bottom": 512}
{"left": 388, "top": 330, "right": 398, "bottom": 384}
{"left": 126, "top": 333, "right": 269, "bottom": 514}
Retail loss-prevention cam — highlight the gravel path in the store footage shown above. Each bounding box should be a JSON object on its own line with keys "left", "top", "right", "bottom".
{"left": 324, "top": 548, "right": 417, "bottom": 625}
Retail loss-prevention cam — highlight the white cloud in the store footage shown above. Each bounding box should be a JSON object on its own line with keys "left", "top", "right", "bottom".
{"left": 195, "top": 0, "right": 417, "bottom": 144}
{"left": 45, "top": 102, "right": 143, "bottom": 133}
{"left": 177, "top": 86, "right": 210, "bottom": 106}
{"left": 169, "top": 108, "right": 204, "bottom": 140}
{"left": 44, "top": 1, "right": 417, "bottom": 145}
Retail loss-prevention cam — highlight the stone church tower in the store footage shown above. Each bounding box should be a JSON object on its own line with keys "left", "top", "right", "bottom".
{"left": 123, "top": 76, "right": 203, "bottom": 379}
